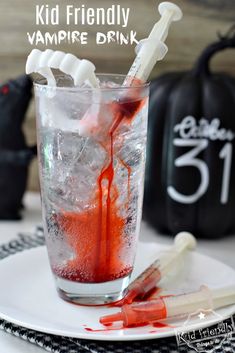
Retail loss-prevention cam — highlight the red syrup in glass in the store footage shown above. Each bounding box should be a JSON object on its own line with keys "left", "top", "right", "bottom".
{"left": 53, "top": 84, "right": 146, "bottom": 284}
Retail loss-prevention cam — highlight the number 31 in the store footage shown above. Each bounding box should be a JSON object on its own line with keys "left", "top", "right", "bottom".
{"left": 167, "top": 139, "right": 233, "bottom": 204}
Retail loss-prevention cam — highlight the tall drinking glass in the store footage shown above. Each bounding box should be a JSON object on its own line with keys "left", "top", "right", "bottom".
{"left": 34, "top": 74, "right": 149, "bottom": 305}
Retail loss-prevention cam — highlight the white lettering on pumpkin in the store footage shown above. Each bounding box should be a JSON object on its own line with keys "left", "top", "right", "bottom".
{"left": 167, "top": 139, "right": 209, "bottom": 204}
{"left": 174, "top": 116, "right": 235, "bottom": 141}
{"left": 167, "top": 116, "right": 234, "bottom": 205}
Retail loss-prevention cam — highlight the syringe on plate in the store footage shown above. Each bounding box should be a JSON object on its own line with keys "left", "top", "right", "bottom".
{"left": 100, "top": 285, "right": 235, "bottom": 327}
{"left": 119, "top": 232, "right": 197, "bottom": 305}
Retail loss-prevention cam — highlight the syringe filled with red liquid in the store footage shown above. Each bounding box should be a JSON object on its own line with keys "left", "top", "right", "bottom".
{"left": 77, "top": 1, "right": 183, "bottom": 138}
{"left": 101, "top": 285, "right": 235, "bottom": 327}
{"left": 121, "top": 232, "right": 197, "bottom": 304}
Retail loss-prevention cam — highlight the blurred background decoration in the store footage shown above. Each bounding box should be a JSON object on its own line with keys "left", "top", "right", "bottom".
{"left": 0, "top": 75, "right": 36, "bottom": 219}
{"left": 0, "top": 0, "right": 234, "bottom": 192}
{"left": 144, "top": 30, "right": 235, "bottom": 238}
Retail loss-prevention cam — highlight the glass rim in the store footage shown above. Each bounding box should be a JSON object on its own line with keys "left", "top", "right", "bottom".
{"left": 33, "top": 73, "right": 150, "bottom": 92}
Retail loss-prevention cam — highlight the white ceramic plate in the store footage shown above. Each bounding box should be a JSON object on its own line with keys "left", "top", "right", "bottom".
{"left": 0, "top": 243, "right": 234, "bottom": 341}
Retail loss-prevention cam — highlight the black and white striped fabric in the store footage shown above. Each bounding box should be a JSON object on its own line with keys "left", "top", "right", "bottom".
{"left": 0, "top": 227, "right": 234, "bottom": 353}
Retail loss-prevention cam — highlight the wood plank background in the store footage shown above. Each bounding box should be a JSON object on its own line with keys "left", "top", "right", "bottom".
{"left": 0, "top": 0, "right": 234, "bottom": 191}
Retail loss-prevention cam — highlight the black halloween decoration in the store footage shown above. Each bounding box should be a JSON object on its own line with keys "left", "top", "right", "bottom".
{"left": 144, "top": 30, "right": 235, "bottom": 238}
{"left": 0, "top": 75, "right": 36, "bottom": 220}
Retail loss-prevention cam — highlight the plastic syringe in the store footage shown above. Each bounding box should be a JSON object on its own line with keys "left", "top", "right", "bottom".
{"left": 26, "top": 2, "right": 182, "bottom": 89}
{"left": 74, "top": 2, "right": 183, "bottom": 137}
{"left": 25, "top": 3, "right": 183, "bottom": 137}
{"left": 100, "top": 285, "right": 235, "bottom": 327}
{"left": 121, "top": 232, "right": 197, "bottom": 305}
{"left": 123, "top": 2, "right": 183, "bottom": 86}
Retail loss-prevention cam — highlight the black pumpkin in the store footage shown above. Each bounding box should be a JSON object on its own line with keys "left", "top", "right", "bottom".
{"left": 0, "top": 75, "right": 36, "bottom": 220}
{"left": 144, "top": 32, "right": 235, "bottom": 238}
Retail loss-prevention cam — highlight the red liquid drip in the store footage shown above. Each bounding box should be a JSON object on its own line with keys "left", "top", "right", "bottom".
{"left": 85, "top": 326, "right": 124, "bottom": 332}
{"left": 152, "top": 322, "right": 170, "bottom": 328}
{"left": 54, "top": 92, "right": 146, "bottom": 283}
{"left": 85, "top": 321, "right": 170, "bottom": 333}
